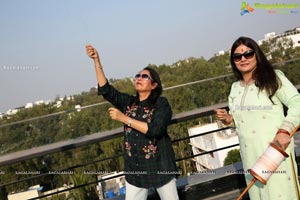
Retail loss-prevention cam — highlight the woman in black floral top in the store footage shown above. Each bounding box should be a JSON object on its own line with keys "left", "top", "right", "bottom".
{"left": 86, "top": 44, "right": 179, "bottom": 200}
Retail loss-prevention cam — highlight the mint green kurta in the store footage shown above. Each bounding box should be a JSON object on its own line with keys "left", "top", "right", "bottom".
{"left": 228, "top": 70, "right": 300, "bottom": 199}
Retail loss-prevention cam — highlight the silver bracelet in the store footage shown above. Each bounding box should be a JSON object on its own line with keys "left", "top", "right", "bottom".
{"left": 127, "top": 118, "right": 132, "bottom": 127}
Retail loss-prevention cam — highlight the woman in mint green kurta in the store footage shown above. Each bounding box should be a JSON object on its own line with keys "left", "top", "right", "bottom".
{"left": 216, "top": 37, "right": 300, "bottom": 199}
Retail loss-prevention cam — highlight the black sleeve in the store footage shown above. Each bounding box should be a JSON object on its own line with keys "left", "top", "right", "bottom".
{"left": 146, "top": 97, "right": 172, "bottom": 139}
{"left": 98, "top": 81, "right": 133, "bottom": 111}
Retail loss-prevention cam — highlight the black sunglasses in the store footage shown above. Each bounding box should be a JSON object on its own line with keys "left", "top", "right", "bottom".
{"left": 232, "top": 49, "right": 255, "bottom": 62}
{"left": 134, "top": 73, "right": 152, "bottom": 81}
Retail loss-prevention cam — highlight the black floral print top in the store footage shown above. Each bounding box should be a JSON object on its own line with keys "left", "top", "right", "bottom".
{"left": 98, "top": 81, "right": 177, "bottom": 188}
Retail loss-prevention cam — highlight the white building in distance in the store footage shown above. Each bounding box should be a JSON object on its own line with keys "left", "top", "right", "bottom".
{"left": 25, "top": 102, "right": 33, "bottom": 109}
{"left": 258, "top": 27, "right": 300, "bottom": 48}
{"left": 188, "top": 122, "right": 239, "bottom": 171}
{"left": 8, "top": 185, "right": 43, "bottom": 200}
{"left": 7, "top": 184, "right": 73, "bottom": 200}
{"left": 6, "top": 109, "right": 19, "bottom": 116}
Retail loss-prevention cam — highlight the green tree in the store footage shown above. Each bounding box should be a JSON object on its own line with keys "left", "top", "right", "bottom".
{"left": 0, "top": 187, "right": 8, "bottom": 200}
{"left": 223, "top": 149, "right": 241, "bottom": 166}
{"left": 67, "top": 172, "right": 98, "bottom": 200}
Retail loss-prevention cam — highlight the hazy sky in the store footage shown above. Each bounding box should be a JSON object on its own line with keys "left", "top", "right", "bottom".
{"left": 0, "top": 0, "right": 299, "bottom": 113}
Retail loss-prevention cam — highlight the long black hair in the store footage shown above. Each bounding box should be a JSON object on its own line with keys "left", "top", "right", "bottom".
{"left": 230, "top": 36, "right": 280, "bottom": 102}
{"left": 134, "top": 67, "right": 163, "bottom": 106}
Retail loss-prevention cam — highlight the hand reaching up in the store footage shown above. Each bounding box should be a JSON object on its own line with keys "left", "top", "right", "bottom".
{"left": 86, "top": 44, "right": 100, "bottom": 61}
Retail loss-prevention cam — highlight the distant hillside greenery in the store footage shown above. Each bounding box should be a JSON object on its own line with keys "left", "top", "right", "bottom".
{"left": 0, "top": 39, "right": 300, "bottom": 196}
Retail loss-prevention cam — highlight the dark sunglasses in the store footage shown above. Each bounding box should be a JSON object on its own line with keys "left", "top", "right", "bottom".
{"left": 134, "top": 73, "right": 152, "bottom": 81}
{"left": 232, "top": 49, "right": 255, "bottom": 62}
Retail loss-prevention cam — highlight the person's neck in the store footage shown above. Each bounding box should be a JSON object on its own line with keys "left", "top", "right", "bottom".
{"left": 242, "top": 73, "right": 254, "bottom": 85}
{"left": 139, "top": 92, "right": 150, "bottom": 101}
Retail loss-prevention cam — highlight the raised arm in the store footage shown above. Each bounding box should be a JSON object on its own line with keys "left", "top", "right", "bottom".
{"left": 86, "top": 44, "right": 107, "bottom": 87}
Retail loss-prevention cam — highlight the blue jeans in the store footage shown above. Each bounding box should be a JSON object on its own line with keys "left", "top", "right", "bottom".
{"left": 125, "top": 178, "right": 179, "bottom": 200}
